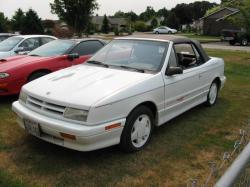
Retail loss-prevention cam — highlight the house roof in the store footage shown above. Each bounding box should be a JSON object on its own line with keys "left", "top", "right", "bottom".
{"left": 109, "top": 18, "right": 127, "bottom": 25}
{"left": 92, "top": 16, "right": 127, "bottom": 25}
{"left": 200, "top": 7, "right": 240, "bottom": 20}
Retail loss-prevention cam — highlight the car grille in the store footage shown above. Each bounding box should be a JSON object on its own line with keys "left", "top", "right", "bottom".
{"left": 26, "top": 96, "right": 66, "bottom": 117}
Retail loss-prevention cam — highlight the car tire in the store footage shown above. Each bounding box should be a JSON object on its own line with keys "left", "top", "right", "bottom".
{"left": 205, "top": 81, "right": 219, "bottom": 106}
{"left": 155, "top": 31, "right": 159, "bottom": 34}
{"left": 28, "top": 71, "right": 49, "bottom": 82}
{"left": 241, "top": 38, "right": 248, "bottom": 46}
{"left": 168, "top": 31, "right": 172, "bottom": 34}
{"left": 120, "top": 105, "right": 154, "bottom": 152}
{"left": 229, "top": 40, "right": 236, "bottom": 45}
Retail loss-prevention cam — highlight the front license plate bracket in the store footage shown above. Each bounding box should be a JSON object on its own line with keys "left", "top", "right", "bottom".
{"left": 24, "top": 119, "right": 41, "bottom": 137}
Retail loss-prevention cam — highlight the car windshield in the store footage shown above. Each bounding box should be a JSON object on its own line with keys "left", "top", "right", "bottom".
{"left": 0, "top": 37, "right": 23, "bottom": 52}
{"left": 88, "top": 39, "right": 169, "bottom": 72}
{"left": 29, "top": 40, "right": 75, "bottom": 57}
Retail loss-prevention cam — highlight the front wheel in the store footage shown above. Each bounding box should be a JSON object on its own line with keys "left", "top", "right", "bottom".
{"left": 206, "top": 81, "right": 219, "bottom": 106}
{"left": 241, "top": 38, "right": 248, "bottom": 46}
{"left": 120, "top": 106, "right": 154, "bottom": 152}
{"left": 28, "top": 72, "right": 49, "bottom": 82}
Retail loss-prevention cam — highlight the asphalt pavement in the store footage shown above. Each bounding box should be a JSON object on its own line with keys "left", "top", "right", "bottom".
{"left": 202, "top": 42, "right": 250, "bottom": 52}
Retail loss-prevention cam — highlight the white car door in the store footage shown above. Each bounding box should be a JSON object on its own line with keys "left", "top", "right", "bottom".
{"left": 158, "top": 27, "right": 166, "bottom": 34}
{"left": 161, "top": 43, "right": 206, "bottom": 124}
{"left": 163, "top": 27, "right": 169, "bottom": 34}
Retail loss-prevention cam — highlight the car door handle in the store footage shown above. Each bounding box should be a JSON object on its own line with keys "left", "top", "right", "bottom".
{"left": 199, "top": 75, "right": 203, "bottom": 79}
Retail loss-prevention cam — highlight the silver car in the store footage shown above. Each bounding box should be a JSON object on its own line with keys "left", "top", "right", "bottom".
{"left": 153, "top": 26, "right": 177, "bottom": 34}
{"left": 0, "top": 35, "right": 57, "bottom": 59}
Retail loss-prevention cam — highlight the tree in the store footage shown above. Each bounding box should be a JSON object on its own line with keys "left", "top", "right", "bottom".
{"left": 11, "top": 8, "right": 25, "bottom": 32}
{"left": 151, "top": 17, "right": 158, "bottom": 28}
{"left": 157, "top": 8, "right": 169, "bottom": 18}
{"left": 21, "top": 9, "right": 44, "bottom": 34}
{"left": 125, "top": 11, "right": 138, "bottom": 22}
{"left": 172, "top": 1, "right": 217, "bottom": 25}
{"left": 191, "top": 1, "right": 217, "bottom": 20}
{"left": 227, "top": 0, "right": 250, "bottom": 32}
{"left": 239, "top": 0, "right": 250, "bottom": 32}
{"left": 50, "top": 0, "right": 98, "bottom": 37}
{"left": 101, "top": 15, "right": 110, "bottom": 34}
{"left": 0, "top": 12, "right": 9, "bottom": 32}
{"left": 114, "top": 11, "right": 126, "bottom": 18}
{"left": 139, "top": 6, "right": 156, "bottom": 21}
{"left": 166, "top": 12, "right": 180, "bottom": 30}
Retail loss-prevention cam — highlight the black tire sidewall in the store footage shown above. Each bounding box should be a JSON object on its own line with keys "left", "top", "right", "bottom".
{"left": 120, "top": 106, "right": 154, "bottom": 152}
{"left": 28, "top": 72, "right": 48, "bottom": 82}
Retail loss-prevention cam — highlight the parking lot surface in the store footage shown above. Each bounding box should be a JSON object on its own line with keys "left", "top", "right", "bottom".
{"left": 202, "top": 42, "right": 250, "bottom": 52}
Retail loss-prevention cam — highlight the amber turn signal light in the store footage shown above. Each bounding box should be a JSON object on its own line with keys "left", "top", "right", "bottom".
{"left": 105, "top": 123, "right": 121, "bottom": 131}
{"left": 60, "top": 132, "right": 76, "bottom": 140}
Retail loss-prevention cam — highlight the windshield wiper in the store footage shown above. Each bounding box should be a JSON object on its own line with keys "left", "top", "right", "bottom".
{"left": 29, "top": 54, "right": 41, "bottom": 57}
{"left": 119, "top": 65, "right": 145, "bottom": 73}
{"left": 87, "top": 60, "right": 109, "bottom": 68}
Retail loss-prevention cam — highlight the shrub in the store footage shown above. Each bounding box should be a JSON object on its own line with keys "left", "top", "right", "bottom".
{"left": 134, "top": 21, "right": 148, "bottom": 32}
{"left": 114, "top": 28, "right": 119, "bottom": 36}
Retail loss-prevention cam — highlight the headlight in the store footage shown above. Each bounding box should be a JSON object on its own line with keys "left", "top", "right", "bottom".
{"left": 19, "top": 91, "right": 28, "bottom": 103}
{"left": 0, "top": 73, "right": 9, "bottom": 79}
{"left": 63, "top": 108, "right": 88, "bottom": 122}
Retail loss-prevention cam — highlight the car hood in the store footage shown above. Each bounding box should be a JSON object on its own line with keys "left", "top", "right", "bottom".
{"left": 0, "top": 51, "right": 11, "bottom": 59}
{"left": 0, "top": 55, "right": 53, "bottom": 72}
{"left": 23, "top": 65, "right": 154, "bottom": 109}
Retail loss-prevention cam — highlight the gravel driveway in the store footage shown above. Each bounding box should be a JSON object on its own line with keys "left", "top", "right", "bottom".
{"left": 202, "top": 42, "right": 250, "bottom": 52}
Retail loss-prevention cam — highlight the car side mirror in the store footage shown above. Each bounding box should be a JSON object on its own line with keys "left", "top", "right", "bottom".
{"left": 68, "top": 53, "right": 80, "bottom": 61}
{"left": 14, "top": 47, "right": 25, "bottom": 54}
{"left": 166, "top": 67, "right": 183, "bottom": 76}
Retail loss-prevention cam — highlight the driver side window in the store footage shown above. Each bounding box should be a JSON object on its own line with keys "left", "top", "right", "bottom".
{"left": 174, "top": 43, "right": 201, "bottom": 70}
{"left": 19, "top": 38, "right": 40, "bottom": 51}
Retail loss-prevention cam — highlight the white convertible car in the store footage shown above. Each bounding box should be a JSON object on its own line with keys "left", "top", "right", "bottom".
{"left": 12, "top": 35, "right": 226, "bottom": 152}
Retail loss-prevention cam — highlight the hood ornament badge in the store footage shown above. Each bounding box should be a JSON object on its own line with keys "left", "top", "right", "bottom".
{"left": 46, "top": 91, "right": 51, "bottom": 95}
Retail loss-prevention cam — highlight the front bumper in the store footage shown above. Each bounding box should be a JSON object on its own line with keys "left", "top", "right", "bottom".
{"left": 12, "top": 101, "right": 126, "bottom": 151}
{"left": 220, "top": 76, "right": 227, "bottom": 90}
{"left": 0, "top": 79, "right": 23, "bottom": 96}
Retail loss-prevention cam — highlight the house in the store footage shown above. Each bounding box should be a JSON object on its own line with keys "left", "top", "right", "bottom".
{"left": 199, "top": 7, "right": 240, "bottom": 36}
{"left": 92, "top": 16, "right": 128, "bottom": 31}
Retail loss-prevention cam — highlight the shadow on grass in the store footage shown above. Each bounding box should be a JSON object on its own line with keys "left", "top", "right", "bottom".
{"left": 10, "top": 96, "right": 231, "bottom": 185}
{"left": 0, "top": 95, "right": 18, "bottom": 105}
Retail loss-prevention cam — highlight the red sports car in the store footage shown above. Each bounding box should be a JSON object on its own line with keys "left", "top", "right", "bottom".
{"left": 0, "top": 39, "right": 106, "bottom": 96}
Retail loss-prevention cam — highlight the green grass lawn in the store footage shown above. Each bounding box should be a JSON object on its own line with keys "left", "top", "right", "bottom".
{"left": 0, "top": 50, "right": 249, "bottom": 187}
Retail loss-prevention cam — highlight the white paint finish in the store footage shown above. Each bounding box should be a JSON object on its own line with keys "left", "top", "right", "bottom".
{"left": 12, "top": 38, "right": 226, "bottom": 151}
{"left": 23, "top": 64, "right": 155, "bottom": 111}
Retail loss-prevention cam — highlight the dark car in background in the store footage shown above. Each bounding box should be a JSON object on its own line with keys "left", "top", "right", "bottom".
{"left": 221, "top": 29, "right": 250, "bottom": 46}
{"left": 0, "top": 33, "right": 18, "bottom": 42}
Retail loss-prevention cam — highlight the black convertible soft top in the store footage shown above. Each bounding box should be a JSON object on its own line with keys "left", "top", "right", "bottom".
{"left": 118, "top": 35, "right": 210, "bottom": 62}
